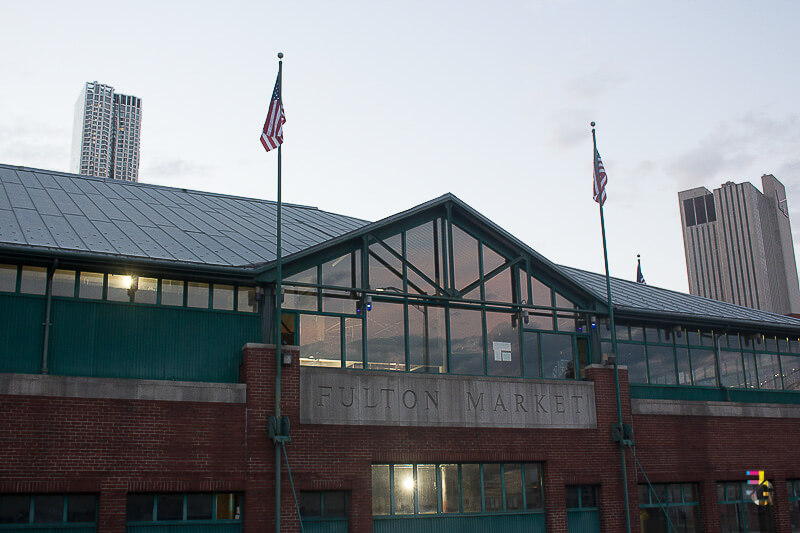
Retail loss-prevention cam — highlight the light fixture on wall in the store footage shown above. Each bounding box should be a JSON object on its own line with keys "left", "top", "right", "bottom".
{"left": 356, "top": 293, "right": 373, "bottom": 315}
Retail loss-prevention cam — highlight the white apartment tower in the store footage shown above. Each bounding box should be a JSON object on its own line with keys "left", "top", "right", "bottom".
{"left": 70, "top": 81, "right": 142, "bottom": 182}
{"left": 678, "top": 175, "right": 800, "bottom": 315}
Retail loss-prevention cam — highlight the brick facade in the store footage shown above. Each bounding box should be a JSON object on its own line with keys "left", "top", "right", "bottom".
{"left": 1, "top": 344, "right": 799, "bottom": 532}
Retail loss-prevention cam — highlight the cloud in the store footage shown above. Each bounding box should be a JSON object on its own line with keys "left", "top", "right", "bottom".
{"left": 142, "top": 158, "right": 211, "bottom": 180}
{"left": 563, "top": 68, "right": 628, "bottom": 101}
{"left": 0, "top": 119, "right": 70, "bottom": 171}
{"left": 548, "top": 108, "right": 594, "bottom": 151}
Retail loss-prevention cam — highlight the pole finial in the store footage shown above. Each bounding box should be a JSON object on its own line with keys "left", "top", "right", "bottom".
{"left": 277, "top": 52, "right": 284, "bottom": 59}
{"left": 591, "top": 121, "right": 596, "bottom": 128}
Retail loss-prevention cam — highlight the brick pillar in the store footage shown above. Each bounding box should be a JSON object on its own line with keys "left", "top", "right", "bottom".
{"left": 773, "top": 475, "right": 792, "bottom": 533}
{"left": 98, "top": 479, "right": 126, "bottom": 533}
{"left": 585, "top": 364, "right": 640, "bottom": 533}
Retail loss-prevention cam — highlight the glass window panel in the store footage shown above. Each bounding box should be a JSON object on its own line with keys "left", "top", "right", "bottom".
{"left": 541, "top": 333, "right": 575, "bottom": 379}
{"left": 322, "top": 252, "right": 354, "bottom": 288}
{"left": 556, "top": 313, "right": 577, "bottom": 333}
{"left": 449, "top": 307, "right": 485, "bottom": 375}
{"left": 161, "top": 279, "right": 184, "bottom": 306}
{"left": 409, "top": 304, "right": 447, "bottom": 373}
{"left": 524, "top": 463, "right": 543, "bottom": 510}
{"left": 618, "top": 343, "right": 647, "bottom": 383}
{"left": 527, "top": 311, "right": 554, "bottom": 331}
{"left": 765, "top": 335, "right": 778, "bottom": 352}
{"left": 483, "top": 464, "right": 502, "bottom": 511}
{"left": 600, "top": 321, "right": 612, "bottom": 340}
{"left": 126, "top": 494, "right": 153, "bottom": 522}
{"left": 367, "top": 301, "right": 405, "bottom": 371}
{"left": 21, "top": 266, "right": 47, "bottom": 295}
{"left": 238, "top": 287, "right": 257, "bottom": 312}
{"left": 156, "top": 494, "right": 183, "bottom": 521}
{"left": 719, "top": 502, "right": 744, "bottom": 532}
{"left": 369, "top": 236, "right": 403, "bottom": 291}
{"left": 630, "top": 326, "right": 644, "bottom": 342}
{"left": 482, "top": 244, "right": 506, "bottom": 277}
{"left": 440, "top": 464, "right": 460, "bottom": 513}
{"left": 299, "top": 492, "right": 322, "bottom": 518}
{"left": 790, "top": 500, "right": 800, "bottom": 532}
{"left": 34, "top": 495, "right": 63, "bottom": 523}
{"left": 462, "top": 464, "right": 482, "bottom": 513}
{"left": 215, "top": 493, "right": 241, "bottom": 520}
{"left": 486, "top": 311, "right": 521, "bottom": 377}
{"left": 66, "top": 495, "right": 95, "bottom": 523}
{"left": 778, "top": 336, "right": 789, "bottom": 353}
{"left": 700, "top": 329, "right": 715, "bottom": 346}
{"left": 667, "top": 484, "right": 682, "bottom": 504}
{"left": 790, "top": 339, "right": 800, "bottom": 354}
{"left": 107, "top": 274, "right": 133, "bottom": 302}
{"left": 300, "top": 315, "right": 341, "bottom": 367}
{"left": 393, "top": 465, "right": 414, "bottom": 515}
{"left": 187, "top": 282, "right": 209, "bottom": 308}
{"left": 344, "top": 317, "right": 363, "bottom": 369}
{"left": 212, "top": 285, "right": 234, "bottom": 310}
{"left": 581, "top": 486, "right": 598, "bottom": 508}
{"left": 690, "top": 348, "right": 717, "bottom": 387}
{"left": 638, "top": 484, "right": 650, "bottom": 505}
{"left": 684, "top": 483, "right": 699, "bottom": 503}
{"left": 531, "top": 277, "right": 551, "bottom": 307}
{"left": 186, "top": 493, "right": 212, "bottom": 520}
{"left": 322, "top": 289, "right": 357, "bottom": 314}
{"left": 0, "top": 264, "right": 16, "bottom": 292}
{"left": 285, "top": 267, "right": 318, "bottom": 311}
{"left": 645, "top": 327, "right": 660, "bottom": 343}
{"left": 417, "top": 465, "right": 437, "bottom": 514}
{"left": 504, "top": 464, "right": 524, "bottom": 511}
{"left": 686, "top": 329, "right": 700, "bottom": 346}
{"left": 647, "top": 345, "right": 677, "bottom": 385}
{"left": 725, "top": 333, "right": 740, "bottom": 349}
{"left": 577, "top": 337, "right": 590, "bottom": 378}
{"left": 133, "top": 277, "right": 157, "bottom": 304}
{"left": 281, "top": 313, "right": 296, "bottom": 346}
{"left": 781, "top": 355, "right": 800, "bottom": 391}
{"left": 743, "top": 500, "right": 774, "bottom": 532}
{"left": 523, "top": 331, "right": 541, "bottom": 378}
{"left": 484, "top": 268, "right": 513, "bottom": 303}
{"left": 652, "top": 484, "right": 667, "bottom": 504}
{"left": 406, "top": 221, "right": 445, "bottom": 295}
{"left": 743, "top": 352, "right": 758, "bottom": 388}
{"left": 52, "top": 269, "right": 76, "bottom": 297}
{"left": 0, "top": 495, "right": 29, "bottom": 524}
{"left": 757, "top": 353, "right": 781, "bottom": 390}
{"left": 325, "top": 491, "right": 346, "bottom": 517}
{"left": 371, "top": 465, "right": 390, "bottom": 516}
{"left": 554, "top": 291, "right": 574, "bottom": 310}
{"left": 452, "top": 225, "right": 480, "bottom": 291}
{"left": 616, "top": 325, "right": 630, "bottom": 341}
{"left": 719, "top": 350, "right": 746, "bottom": 388}
{"left": 79, "top": 272, "right": 104, "bottom": 299}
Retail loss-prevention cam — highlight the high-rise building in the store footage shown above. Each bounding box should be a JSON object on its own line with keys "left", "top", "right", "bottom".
{"left": 70, "top": 81, "right": 142, "bottom": 182}
{"left": 678, "top": 174, "right": 800, "bottom": 314}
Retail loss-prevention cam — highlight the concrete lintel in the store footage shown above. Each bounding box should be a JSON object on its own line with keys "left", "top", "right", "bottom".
{"left": 0, "top": 373, "right": 246, "bottom": 403}
{"left": 632, "top": 398, "right": 800, "bottom": 419}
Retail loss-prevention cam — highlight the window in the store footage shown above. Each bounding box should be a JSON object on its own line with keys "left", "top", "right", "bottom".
{"left": 161, "top": 279, "right": 184, "bottom": 306}
{"left": 788, "top": 480, "right": 800, "bottom": 531}
{"left": 133, "top": 277, "right": 158, "bottom": 304}
{"left": 299, "top": 315, "right": 341, "bottom": 367}
{"left": 107, "top": 274, "right": 133, "bottom": 302}
{"left": 52, "top": 269, "right": 76, "bottom": 297}
{"left": 718, "top": 481, "right": 774, "bottom": 532}
{"left": 372, "top": 463, "right": 543, "bottom": 517}
{"left": 238, "top": 286, "right": 257, "bottom": 312}
{"left": 187, "top": 282, "right": 209, "bottom": 308}
{"left": 212, "top": 284, "right": 234, "bottom": 311}
{"left": 126, "top": 493, "right": 242, "bottom": 523}
{"left": 639, "top": 483, "right": 700, "bottom": 532}
{"left": 0, "top": 494, "right": 97, "bottom": 525}
{"left": 20, "top": 266, "right": 47, "bottom": 295}
{"left": 299, "top": 491, "right": 347, "bottom": 521}
{"left": 566, "top": 485, "right": 600, "bottom": 530}
{"left": 79, "top": 272, "right": 104, "bottom": 299}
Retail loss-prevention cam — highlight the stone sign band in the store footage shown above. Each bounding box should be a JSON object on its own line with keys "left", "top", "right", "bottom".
{"left": 300, "top": 367, "right": 597, "bottom": 429}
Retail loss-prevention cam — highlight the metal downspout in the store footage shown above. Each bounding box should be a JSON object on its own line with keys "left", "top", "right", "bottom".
{"left": 41, "top": 258, "right": 57, "bottom": 374}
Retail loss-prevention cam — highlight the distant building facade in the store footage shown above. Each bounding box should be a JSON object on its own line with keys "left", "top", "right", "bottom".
{"left": 679, "top": 174, "right": 800, "bottom": 315}
{"left": 70, "top": 81, "right": 142, "bottom": 182}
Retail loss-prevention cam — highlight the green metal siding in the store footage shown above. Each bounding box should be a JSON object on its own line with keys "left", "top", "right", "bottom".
{"left": 0, "top": 294, "right": 260, "bottom": 383}
{"left": 0, "top": 294, "right": 45, "bottom": 374}
{"left": 567, "top": 510, "right": 600, "bottom": 533}
{"left": 0, "top": 528, "right": 95, "bottom": 532}
{"left": 373, "top": 513, "right": 545, "bottom": 533}
{"left": 127, "top": 524, "right": 241, "bottom": 533}
{"left": 630, "top": 384, "right": 800, "bottom": 405}
{"left": 301, "top": 520, "right": 348, "bottom": 533}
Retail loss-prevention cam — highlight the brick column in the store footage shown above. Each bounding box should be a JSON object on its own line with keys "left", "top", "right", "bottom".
{"left": 98, "top": 479, "right": 126, "bottom": 533}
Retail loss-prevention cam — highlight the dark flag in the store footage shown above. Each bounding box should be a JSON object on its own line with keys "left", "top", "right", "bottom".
{"left": 260, "top": 72, "right": 286, "bottom": 152}
{"left": 593, "top": 148, "right": 607, "bottom": 206}
{"left": 637, "top": 255, "right": 646, "bottom": 284}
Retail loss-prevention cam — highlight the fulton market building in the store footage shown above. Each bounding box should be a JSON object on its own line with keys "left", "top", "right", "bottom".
{"left": 1, "top": 163, "right": 800, "bottom": 533}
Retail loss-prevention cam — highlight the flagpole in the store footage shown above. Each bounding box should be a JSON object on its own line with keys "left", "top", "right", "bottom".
{"left": 275, "top": 51, "right": 284, "bottom": 533}
{"left": 592, "top": 121, "right": 631, "bottom": 533}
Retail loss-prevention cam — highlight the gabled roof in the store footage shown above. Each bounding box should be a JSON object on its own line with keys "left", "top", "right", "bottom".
{"left": 559, "top": 265, "right": 800, "bottom": 332}
{"left": 0, "top": 164, "right": 368, "bottom": 268}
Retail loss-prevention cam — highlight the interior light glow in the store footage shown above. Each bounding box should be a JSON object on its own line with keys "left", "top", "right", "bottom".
{"left": 402, "top": 475, "right": 414, "bottom": 492}
{"left": 122, "top": 275, "right": 133, "bottom": 289}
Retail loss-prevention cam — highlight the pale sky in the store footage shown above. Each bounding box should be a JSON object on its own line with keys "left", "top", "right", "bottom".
{"left": 1, "top": 0, "right": 799, "bottom": 293}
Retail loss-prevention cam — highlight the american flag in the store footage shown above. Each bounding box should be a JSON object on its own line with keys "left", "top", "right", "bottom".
{"left": 260, "top": 72, "right": 285, "bottom": 152}
{"left": 593, "top": 148, "right": 607, "bottom": 206}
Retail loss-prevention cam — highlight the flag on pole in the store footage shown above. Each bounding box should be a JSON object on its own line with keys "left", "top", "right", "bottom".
{"left": 260, "top": 72, "right": 285, "bottom": 152}
{"left": 636, "top": 255, "right": 646, "bottom": 284}
{"left": 593, "top": 148, "right": 607, "bottom": 206}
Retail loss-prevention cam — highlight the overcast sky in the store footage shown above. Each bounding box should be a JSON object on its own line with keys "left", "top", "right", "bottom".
{"left": 1, "top": 0, "right": 799, "bottom": 293}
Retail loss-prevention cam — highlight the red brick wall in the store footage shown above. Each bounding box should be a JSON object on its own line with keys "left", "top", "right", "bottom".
{"left": 3, "top": 346, "right": 800, "bottom": 533}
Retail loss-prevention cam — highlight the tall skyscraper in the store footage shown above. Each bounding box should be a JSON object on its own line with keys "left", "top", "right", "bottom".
{"left": 678, "top": 175, "right": 800, "bottom": 315}
{"left": 70, "top": 81, "right": 142, "bottom": 182}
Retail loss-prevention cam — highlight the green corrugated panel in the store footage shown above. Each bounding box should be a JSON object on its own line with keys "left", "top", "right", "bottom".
{"left": 373, "top": 513, "right": 545, "bottom": 533}
{"left": 127, "top": 524, "right": 241, "bottom": 533}
{"left": 302, "top": 520, "right": 348, "bottom": 533}
{"left": 630, "top": 384, "right": 800, "bottom": 405}
{"left": 567, "top": 510, "right": 601, "bottom": 533}
{"left": 0, "top": 294, "right": 45, "bottom": 374}
{"left": 49, "top": 300, "right": 260, "bottom": 383}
